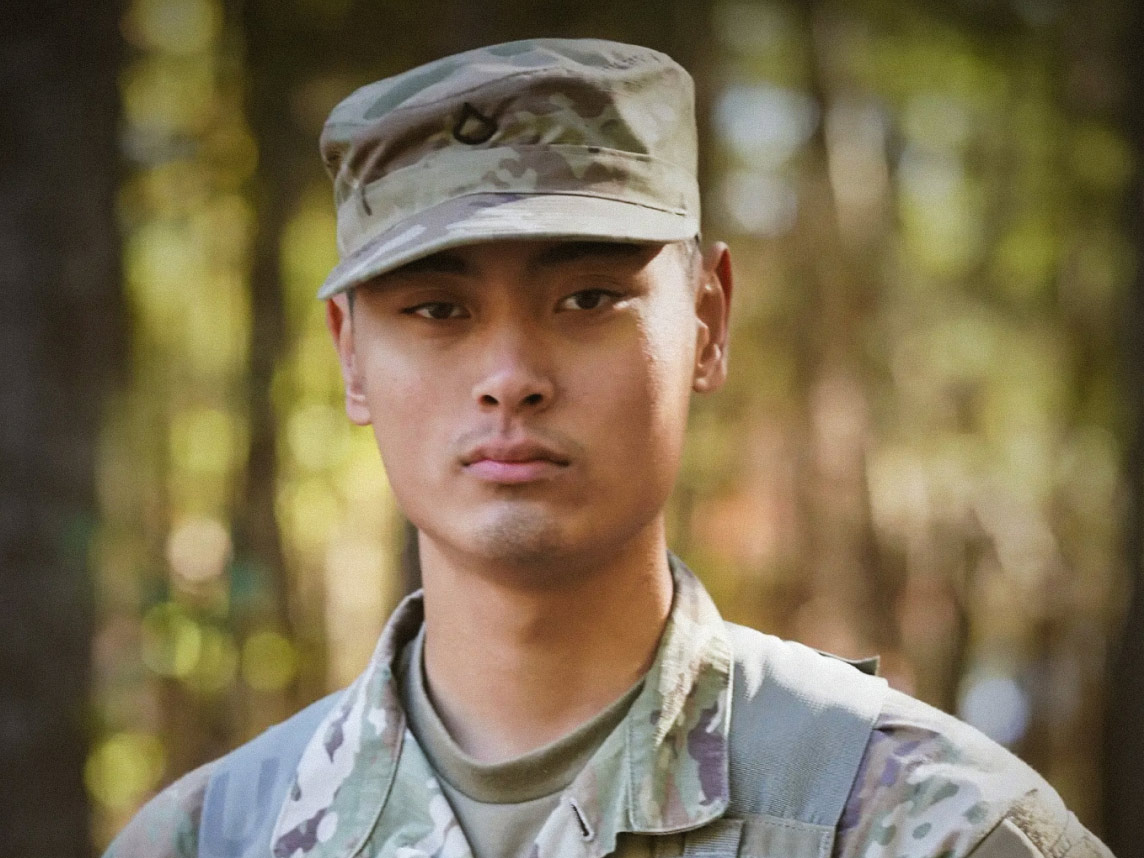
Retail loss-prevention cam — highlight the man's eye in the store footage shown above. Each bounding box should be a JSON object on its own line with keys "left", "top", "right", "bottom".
{"left": 404, "top": 302, "right": 466, "bottom": 320}
{"left": 558, "top": 289, "right": 623, "bottom": 311}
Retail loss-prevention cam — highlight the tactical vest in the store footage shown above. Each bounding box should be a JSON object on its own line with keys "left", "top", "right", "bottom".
{"left": 199, "top": 623, "right": 887, "bottom": 858}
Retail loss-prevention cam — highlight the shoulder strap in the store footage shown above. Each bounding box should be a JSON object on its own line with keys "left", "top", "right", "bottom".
{"left": 725, "top": 622, "right": 885, "bottom": 822}
{"left": 199, "top": 691, "right": 342, "bottom": 858}
{"left": 685, "top": 622, "right": 886, "bottom": 858}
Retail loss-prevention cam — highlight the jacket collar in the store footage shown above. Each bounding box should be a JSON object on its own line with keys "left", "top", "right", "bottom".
{"left": 270, "top": 552, "right": 733, "bottom": 858}
{"left": 567, "top": 552, "right": 732, "bottom": 857}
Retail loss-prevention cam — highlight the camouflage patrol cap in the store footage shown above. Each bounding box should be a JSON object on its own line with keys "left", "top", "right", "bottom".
{"left": 316, "top": 38, "right": 699, "bottom": 299}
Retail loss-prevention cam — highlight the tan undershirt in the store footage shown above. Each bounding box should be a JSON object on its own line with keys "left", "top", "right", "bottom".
{"left": 396, "top": 625, "right": 644, "bottom": 858}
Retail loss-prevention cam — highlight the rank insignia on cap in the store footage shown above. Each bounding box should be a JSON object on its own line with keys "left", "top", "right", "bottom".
{"left": 453, "top": 102, "right": 498, "bottom": 145}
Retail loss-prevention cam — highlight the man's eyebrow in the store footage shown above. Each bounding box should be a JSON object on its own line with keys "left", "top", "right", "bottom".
{"left": 382, "top": 252, "right": 470, "bottom": 278}
{"left": 530, "top": 241, "right": 648, "bottom": 268}
{"left": 368, "top": 251, "right": 471, "bottom": 286}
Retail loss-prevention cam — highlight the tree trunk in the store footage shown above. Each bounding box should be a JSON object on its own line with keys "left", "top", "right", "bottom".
{"left": 0, "top": 0, "right": 124, "bottom": 854}
{"left": 1104, "top": 0, "right": 1144, "bottom": 842}
{"left": 235, "top": 0, "right": 301, "bottom": 645}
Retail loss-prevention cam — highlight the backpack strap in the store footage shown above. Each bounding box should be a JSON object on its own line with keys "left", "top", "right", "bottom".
{"left": 199, "top": 691, "right": 342, "bottom": 858}
{"left": 682, "top": 623, "right": 886, "bottom": 858}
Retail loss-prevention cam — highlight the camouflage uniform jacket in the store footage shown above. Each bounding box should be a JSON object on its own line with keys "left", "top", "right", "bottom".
{"left": 106, "top": 555, "right": 1112, "bottom": 858}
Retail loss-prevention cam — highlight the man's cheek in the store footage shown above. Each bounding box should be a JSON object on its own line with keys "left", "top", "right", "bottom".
{"left": 606, "top": 365, "right": 661, "bottom": 430}
{"left": 374, "top": 425, "right": 425, "bottom": 482}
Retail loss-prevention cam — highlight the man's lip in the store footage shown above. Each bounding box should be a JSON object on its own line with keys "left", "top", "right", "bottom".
{"left": 462, "top": 440, "right": 570, "bottom": 466}
{"left": 464, "top": 459, "right": 567, "bottom": 484}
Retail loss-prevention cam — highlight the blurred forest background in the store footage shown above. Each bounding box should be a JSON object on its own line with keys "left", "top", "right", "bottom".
{"left": 3, "top": 0, "right": 1143, "bottom": 854}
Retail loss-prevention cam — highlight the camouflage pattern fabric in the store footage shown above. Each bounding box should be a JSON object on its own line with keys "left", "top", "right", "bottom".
{"left": 104, "top": 554, "right": 1113, "bottom": 858}
{"left": 836, "top": 690, "right": 1112, "bottom": 858}
{"left": 316, "top": 39, "right": 700, "bottom": 300}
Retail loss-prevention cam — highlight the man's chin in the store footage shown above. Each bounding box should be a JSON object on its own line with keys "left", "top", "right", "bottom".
{"left": 472, "top": 517, "right": 572, "bottom": 566}
{"left": 451, "top": 513, "right": 609, "bottom": 582}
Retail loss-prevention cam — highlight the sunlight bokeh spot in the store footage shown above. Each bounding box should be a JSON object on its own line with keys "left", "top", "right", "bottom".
{"left": 184, "top": 627, "right": 239, "bottom": 695}
{"left": 167, "top": 516, "right": 231, "bottom": 584}
{"left": 278, "top": 479, "right": 342, "bottom": 555}
{"left": 126, "top": 221, "right": 207, "bottom": 328}
{"left": 288, "top": 404, "right": 349, "bottom": 471}
{"left": 715, "top": 83, "right": 818, "bottom": 167}
{"left": 141, "top": 603, "right": 202, "bottom": 678}
{"left": 242, "top": 630, "right": 298, "bottom": 691}
{"left": 170, "top": 408, "right": 242, "bottom": 477}
{"left": 959, "top": 673, "right": 1031, "bottom": 748}
{"left": 899, "top": 149, "right": 985, "bottom": 278}
{"left": 85, "top": 732, "right": 167, "bottom": 811}
{"left": 718, "top": 170, "right": 798, "bottom": 236}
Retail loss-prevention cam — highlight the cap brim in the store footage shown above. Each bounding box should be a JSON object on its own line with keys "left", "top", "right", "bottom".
{"left": 316, "top": 192, "right": 698, "bottom": 300}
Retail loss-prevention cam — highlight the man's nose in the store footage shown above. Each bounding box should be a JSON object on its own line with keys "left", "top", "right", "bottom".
{"left": 471, "top": 330, "right": 556, "bottom": 414}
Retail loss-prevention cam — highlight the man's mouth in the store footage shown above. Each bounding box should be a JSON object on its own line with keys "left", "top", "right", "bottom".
{"left": 461, "top": 437, "right": 571, "bottom": 483}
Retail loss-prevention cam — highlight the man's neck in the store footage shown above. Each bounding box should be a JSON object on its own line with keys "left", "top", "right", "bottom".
{"left": 417, "top": 523, "right": 674, "bottom": 763}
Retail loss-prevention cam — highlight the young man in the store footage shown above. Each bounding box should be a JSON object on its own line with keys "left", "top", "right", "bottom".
{"left": 107, "top": 39, "right": 1113, "bottom": 858}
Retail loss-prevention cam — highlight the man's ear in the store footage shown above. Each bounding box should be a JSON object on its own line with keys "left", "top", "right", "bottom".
{"left": 692, "top": 242, "right": 732, "bottom": 394}
{"left": 326, "top": 294, "right": 372, "bottom": 426}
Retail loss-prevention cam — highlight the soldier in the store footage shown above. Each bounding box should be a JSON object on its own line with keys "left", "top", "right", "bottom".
{"left": 106, "top": 39, "right": 1114, "bottom": 858}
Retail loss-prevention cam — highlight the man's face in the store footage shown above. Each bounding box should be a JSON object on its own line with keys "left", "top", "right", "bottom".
{"left": 327, "top": 239, "right": 731, "bottom": 581}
